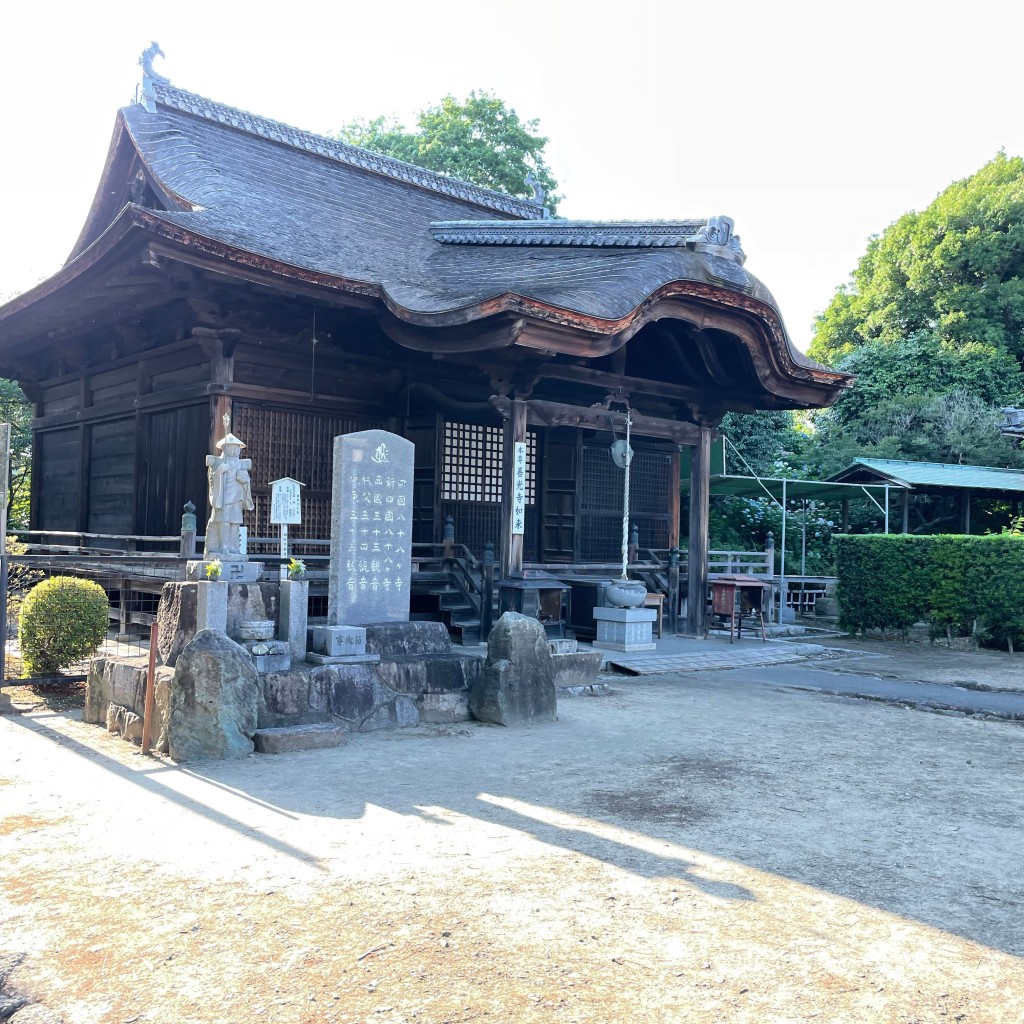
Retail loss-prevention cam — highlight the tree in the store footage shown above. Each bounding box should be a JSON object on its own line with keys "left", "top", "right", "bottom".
{"left": 810, "top": 152, "right": 1024, "bottom": 367}
{"left": 822, "top": 333, "right": 1024, "bottom": 428}
{"left": 336, "top": 91, "right": 560, "bottom": 215}
{"left": 0, "top": 378, "right": 31, "bottom": 529}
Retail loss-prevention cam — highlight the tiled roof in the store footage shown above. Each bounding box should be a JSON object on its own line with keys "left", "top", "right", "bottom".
{"left": 114, "top": 82, "right": 791, "bottom": 326}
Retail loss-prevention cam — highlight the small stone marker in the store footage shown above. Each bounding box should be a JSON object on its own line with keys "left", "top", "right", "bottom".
{"left": 329, "top": 429, "right": 414, "bottom": 626}
{"left": 307, "top": 624, "right": 380, "bottom": 666}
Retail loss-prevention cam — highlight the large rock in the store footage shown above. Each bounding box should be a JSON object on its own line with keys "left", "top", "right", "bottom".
{"left": 156, "top": 581, "right": 282, "bottom": 667}
{"left": 168, "top": 629, "right": 258, "bottom": 761}
{"left": 469, "top": 613, "right": 557, "bottom": 726}
{"left": 156, "top": 582, "right": 198, "bottom": 666}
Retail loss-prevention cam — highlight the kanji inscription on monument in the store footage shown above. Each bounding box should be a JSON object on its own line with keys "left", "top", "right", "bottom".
{"left": 329, "top": 429, "right": 414, "bottom": 625}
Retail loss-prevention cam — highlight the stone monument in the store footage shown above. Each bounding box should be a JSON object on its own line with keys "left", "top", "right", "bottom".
{"left": 309, "top": 430, "right": 413, "bottom": 665}
{"left": 329, "top": 429, "right": 414, "bottom": 625}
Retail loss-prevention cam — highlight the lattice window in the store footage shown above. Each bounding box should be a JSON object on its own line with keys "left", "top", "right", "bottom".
{"left": 441, "top": 422, "right": 536, "bottom": 504}
{"left": 234, "top": 404, "right": 385, "bottom": 547}
{"left": 581, "top": 445, "right": 671, "bottom": 515}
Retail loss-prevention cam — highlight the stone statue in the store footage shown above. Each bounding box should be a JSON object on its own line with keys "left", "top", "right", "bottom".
{"left": 204, "top": 415, "right": 254, "bottom": 559}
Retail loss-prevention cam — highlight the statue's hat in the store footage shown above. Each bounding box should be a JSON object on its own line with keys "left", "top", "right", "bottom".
{"left": 216, "top": 432, "right": 246, "bottom": 450}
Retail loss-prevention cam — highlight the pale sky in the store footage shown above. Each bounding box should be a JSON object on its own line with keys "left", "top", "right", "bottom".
{"left": 2, "top": 1, "right": 1022, "bottom": 353}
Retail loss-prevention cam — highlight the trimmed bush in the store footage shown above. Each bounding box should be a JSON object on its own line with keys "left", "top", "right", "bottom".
{"left": 18, "top": 576, "right": 110, "bottom": 677}
{"left": 834, "top": 534, "right": 1024, "bottom": 651}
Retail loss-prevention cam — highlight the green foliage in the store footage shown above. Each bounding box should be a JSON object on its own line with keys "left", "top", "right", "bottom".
{"left": 336, "top": 91, "right": 560, "bottom": 214}
{"left": 827, "top": 335, "right": 1024, "bottom": 426}
{"left": 810, "top": 152, "right": 1024, "bottom": 367}
{"left": 0, "top": 378, "right": 32, "bottom": 529}
{"left": 18, "top": 576, "right": 109, "bottom": 677}
{"left": 834, "top": 534, "right": 1024, "bottom": 651}
{"left": 812, "top": 387, "right": 1024, "bottom": 482}
{"left": 720, "top": 409, "right": 805, "bottom": 476}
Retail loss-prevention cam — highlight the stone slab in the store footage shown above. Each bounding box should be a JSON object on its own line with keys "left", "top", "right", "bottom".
{"left": 329, "top": 429, "right": 414, "bottom": 626}
{"left": 279, "top": 579, "right": 309, "bottom": 659}
{"left": 253, "top": 723, "right": 346, "bottom": 754}
{"left": 196, "top": 581, "right": 228, "bottom": 635}
{"left": 305, "top": 652, "right": 381, "bottom": 666}
{"left": 312, "top": 625, "right": 367, "bottom": 658}
{"left": 364, "top": 621, "right": 452, "bottom": 657}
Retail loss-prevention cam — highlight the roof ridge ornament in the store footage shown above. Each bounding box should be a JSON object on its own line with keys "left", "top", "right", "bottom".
{"left": 137, "top": 41, "right": 168, "bottom": 113}
{"left": 692, "top": 216, "right": 746, "bottom": 265}
{"left": 524, "top": 172, "right": 551, "bottom": 220}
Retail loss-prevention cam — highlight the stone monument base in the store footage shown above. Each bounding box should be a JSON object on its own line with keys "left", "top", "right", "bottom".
{"left": 186, "top": 559, "right": 264, "bottom": 583}
{"left": 592, "top": 606, "right": 657, "bottom": 652}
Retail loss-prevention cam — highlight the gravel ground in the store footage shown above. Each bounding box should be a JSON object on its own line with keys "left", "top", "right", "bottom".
{"left": 1, "top": 663, "right": 1022, "bottom": 1024}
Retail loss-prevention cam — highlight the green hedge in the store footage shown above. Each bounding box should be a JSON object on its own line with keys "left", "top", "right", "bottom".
{"left": 834, "top": 534, "right": 1024, "bottom": 651}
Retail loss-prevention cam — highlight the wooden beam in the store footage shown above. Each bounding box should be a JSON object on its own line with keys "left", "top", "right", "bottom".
{"left": 685, "top": 427, "right": 712, "bottom": 636}
{"left": 537, "top": 360, "right": 729, "bottom": 406}
{"left": 491, "top": 396, "right": 701, "bottom": 446}
{"left": 379, "top": 313, "right": 525, "bottom": 354}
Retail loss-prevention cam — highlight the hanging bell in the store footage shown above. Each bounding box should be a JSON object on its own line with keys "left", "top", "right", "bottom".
{"left": 610, "top": 438, "right": 633, "bottom": 469}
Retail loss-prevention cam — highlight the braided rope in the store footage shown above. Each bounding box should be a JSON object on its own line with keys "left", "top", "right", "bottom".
{"left": 621, "top": 412, "right": 632, "bottom": 579}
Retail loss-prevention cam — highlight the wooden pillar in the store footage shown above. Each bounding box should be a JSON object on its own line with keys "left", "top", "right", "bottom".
{"left": 198, "top": 328, "right": 237, "bottom": 452}
{"left": 841, "top": 498, "right": 849, "bottom": 534}
{"left": 901, "top": 490, "right": 909, "bottom": 534}
{"left": 960, "top": 489, "right": 971, "bottom": 534}
{"left": 685, "top": 427, "right": 712, "bottom": 636}
{"left": 668, "top": 447, "right": 681, "bottom": 551}
{"left": 499, "top": 399, "right": 527, "bottom": 578}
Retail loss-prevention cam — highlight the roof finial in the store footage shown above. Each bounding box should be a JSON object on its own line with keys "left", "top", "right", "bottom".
{"left": 524, "top": 172, "right": 551, "bottom": 219}
{"left": 137, "top": 42, "right": 168, "bottom": 113}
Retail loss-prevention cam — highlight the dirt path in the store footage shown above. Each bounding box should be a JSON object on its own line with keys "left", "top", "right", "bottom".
{"left": 1, "top": 669, "right": 1022, "bottom": 1023}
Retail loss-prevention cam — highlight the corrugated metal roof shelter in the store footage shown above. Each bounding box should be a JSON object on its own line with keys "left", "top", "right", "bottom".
{"left": 828, "top": 458, "right": 1024, "bottom": 534}
{"left": 829, "top": 458, "right": 1024, "bottom": 494}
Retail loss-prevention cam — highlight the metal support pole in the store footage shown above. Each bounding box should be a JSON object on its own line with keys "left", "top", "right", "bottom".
{"left": 0, "top": 425, "right": 9, "bottom": 687}
{"left": 884, "top": 485, "right": 890, "bottom": 534}
{"left": 779, "top": 479, "right": 787, "bottom": 624}
{"left": 800, "top": 499, "right": 807, "bottom": 577}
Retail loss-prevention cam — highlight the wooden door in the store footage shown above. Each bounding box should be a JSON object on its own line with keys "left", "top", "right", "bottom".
{"left": 540, "top": 429, "right": 578, "bottom": 561}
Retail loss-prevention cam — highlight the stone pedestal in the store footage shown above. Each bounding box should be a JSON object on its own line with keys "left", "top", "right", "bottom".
{"left": 186, "top": 559, "right": 264, "bottom": 583}
{"left": 196, "top": 581, "right": 228, "bottom": 634}
{"left": 306, "top": 625, "right": 380, "bottom": 666}
{"left": 279, "top": 579, "right": 309, "bottom": 659}
{"left": 592, "top": 606, "right": 657, "bottom": 652}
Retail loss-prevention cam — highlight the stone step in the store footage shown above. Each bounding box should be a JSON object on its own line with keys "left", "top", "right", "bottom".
{"left": 253, "top": 722, "right": 346, "bottom": 754}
